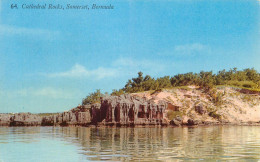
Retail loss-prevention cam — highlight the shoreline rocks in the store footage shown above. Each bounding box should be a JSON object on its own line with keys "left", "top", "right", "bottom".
{"left": 1, "top": 92, "right": 260, "bottom": 127}
{"left": 1, "top": 111, "right": 259, "bottom": 127}
{"left": 0, "top": 94, "right": 169, "bottom": 127}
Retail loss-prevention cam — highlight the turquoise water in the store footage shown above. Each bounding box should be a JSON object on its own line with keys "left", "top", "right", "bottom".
{"left": 0, "top": 126, "right": 260, "bottom": 161}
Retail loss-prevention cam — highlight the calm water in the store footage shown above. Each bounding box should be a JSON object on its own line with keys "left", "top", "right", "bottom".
{"left": 0, "top": 126, "right": 260, "bottom": 162}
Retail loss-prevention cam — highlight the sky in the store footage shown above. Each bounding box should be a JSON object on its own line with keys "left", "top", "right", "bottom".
{"left": 0, "top": 0, "right": 259, "bottom": 113}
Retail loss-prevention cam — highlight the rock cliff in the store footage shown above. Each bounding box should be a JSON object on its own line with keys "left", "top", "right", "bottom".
{"left": 0, "top": 94, "right": 168, "bottom": 126}
{"left": 94, "top": 94, "right": 168, "bottom": 125}
{"left": 1, "top": 86, "right": 260, "bottom": 126}
{"left": 133, "top": 86, "right": 260, "bottom": 125}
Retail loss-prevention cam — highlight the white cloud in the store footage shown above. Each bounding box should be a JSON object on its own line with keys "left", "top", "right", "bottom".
{"left": 174, "top": 43, "right": 209, "bottom": 54}
{"left": 47, "top": 64, "right": 90, "bottom": 77}
{"left": 113, "top": 58, "right": 153, "bottom": 68}
{"left": 113, "top": 57, "right": 165, "bottom": 70}
{"left": 43, "top": 58, "right": 166, "bottom": 80}
{"left": 113, "top": 57, "right": 167, "bottom": 75}
{"left": 16, "top": 87, "right": 74, "bottom": 99}
{"left": 0, "top": 24, "right": 60, "bottom": 39}
{"left": 45, "top": 64, "right": 118, "bottom": 79}
{"left": 157, "top": 43, "right": 211, "bottom": 56}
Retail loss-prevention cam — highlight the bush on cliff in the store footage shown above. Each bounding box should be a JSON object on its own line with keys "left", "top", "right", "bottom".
{"left": 82, "top": 89, "right": 104, "bottom": 105}
{"left": 82, "top": 67, "right": 260, "bottom": 104}
{"left": 111, "top": 89, "right": 125, "bottom": 96}
{"left": 226, "top": 80, "right": 258, "bottom": 89}
{"left": 123, "top": 72, "right": 157, "bottom": 93}
{"left": 167, "top": 110, "right": 182, "bottom": 120}
{"left": 117, "top": 67, "right": 260, "bottom": 93}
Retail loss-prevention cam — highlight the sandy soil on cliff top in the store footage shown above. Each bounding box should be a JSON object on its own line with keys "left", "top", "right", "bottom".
{"left": 132, "top": 86, "right": 260, "bottom": 123}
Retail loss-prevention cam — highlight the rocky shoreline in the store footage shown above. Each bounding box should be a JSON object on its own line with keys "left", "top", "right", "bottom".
{"left": 1, "top": 87, "right": 260, "bottom": 127}
{"left": 1, "top": 110, "right": 259, "bottom": 127}
{"left": 1, "top": 111, "right": 259, "bottom": 127}
{"left": 0, "top": 94, "right": 168, "bottom": 127}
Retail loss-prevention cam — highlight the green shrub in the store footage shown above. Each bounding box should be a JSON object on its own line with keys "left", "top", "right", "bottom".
{"left": 83, "top": 68, "right": 260, "bottom": 103}
{"left": 111, "top": 89, "right": 125, "bottom": 96}
{"left": 208, "top": 89, "right": 224, "bottom": 106}
{"left": 167, "top": 110, "right": 182, "bottom": 120}
{"left": 208, "top": 111, "right": 221, "bottom": 120}
{"left": 82, "top": 89, "right": 104, "bottom": 105}
{"left": 226, "top": 80, "right": 258, "bottom": 89}
{"left": 241, "top": 81, "right": 258, "bottom": 89}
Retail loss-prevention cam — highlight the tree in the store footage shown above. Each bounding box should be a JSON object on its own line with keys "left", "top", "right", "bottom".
{"left": 123, "top": 71, "right": 156, "bottom": 93}
{"left": 244, "top": 68, "right": 260, "bottom": 83}
{"left": 199, "top": 71, "right": 215, "bottom": 90}
{"left": 88, "top": 68, "right": 260, "bottom": 100}
{"left": 111, "top": 89, "right": 125, "bottom": 96}
{"left": 82, "top": 89, "right": 104, "bottom": 105}
{"left": 156, "top": 76, "right": 172, "bottom": 89}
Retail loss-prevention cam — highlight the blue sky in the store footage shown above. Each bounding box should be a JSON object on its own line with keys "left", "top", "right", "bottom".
{"left": 0, "top": 0, "right": 259, "bottom": 113}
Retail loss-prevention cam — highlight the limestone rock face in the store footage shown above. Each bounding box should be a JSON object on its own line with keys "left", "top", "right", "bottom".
{"left": 41, "top": 115, "right": 56, "bottom": 126}
{"left": 0, "top": 95, "right": 167, "bottom": 126}
{"left": 0, "top": 114, "right": 12, "bottom": 126}
{"left": 90, "top": 103, "right": 101, "bottom": 124}
{"left": 78, "top": 112, "right": 91, "bottom": 125}
{"left": 195, "top": 103, "right": 207, "bottom": 115}
{"left": 170, "top": 116, "right": 183, "bottom": 126}
{"left": 187, "top": 119, "right": 201, "bottom": 126}
{"left": 10, "top": 113, "right": 42, "bottom": 126}
{"left": 97, "top": 94, "right": 168, "bottom": 125}
{"left": 42, "top": 106, "right": 92, "bottom": 126}
{"left": 0, "top": 106, "right": 92, "bottom": 126}
{"left": 61, "top": 111, "right": 77, "bottom": 125}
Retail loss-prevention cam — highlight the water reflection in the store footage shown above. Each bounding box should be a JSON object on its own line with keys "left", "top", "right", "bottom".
{"left": 1, "top": 126, "right": 260, "bottom": 161}
{"left": 57, "top": 126, "right": 260, "bottom": 161}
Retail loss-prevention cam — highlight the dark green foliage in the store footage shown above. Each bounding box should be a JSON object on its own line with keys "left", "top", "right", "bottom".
{"left": 208, "top": 89, "right": 224, "bottom": 106}
{"left": 123, "top": 72, "right": 157, "bottom": 93}
{"left": 82, "top": 68, "right": 260, "bottom": 104}
{"left": 193, "top": 71, "right": 216, "bottom": 91}
{"left": 167, "top": 110, "right": 182, "bottom": 120}
{"left": 111, "top": 89, "right": 125, "bottom": 96}
{"left": 37, "top": 113, "right": 59, "bottom": 117}
{"left": 156, "top": 76, "right": 172, "bottom": 89}
{"left": 82, "top": 89, "right": 104, "bottom": 105}
{"left": 216, "top": 68, "right": 260, "bottom": 87}
{"left": 118, "top": 68, "right": 260, "bottom": 93}
{"left": 170, "top": 72, "right": 199, "bottom": 87}
{"left": 208, "top": 111, "right": 221, "bottom": 120}
{"left": 226, "top": 80, "right": 258, "bottom": 89}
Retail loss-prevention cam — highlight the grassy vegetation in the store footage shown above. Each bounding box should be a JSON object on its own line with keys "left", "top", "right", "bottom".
{"left": 37, "top": 113, "right": 59, "bottom": 117}
{"left": 207, "top": 89, "right": 225, "bottom": 106}
{"left": 82, "top": 89, "right": 104, "bottom": 105}
{"left": 171, "top": 86, "right": 192, "bottom": 91}
{"left": 167, "top": 110, "right": 183, "bottom": 120}
{"left": 208, "top": 111, "right": 221, "bottom": 120}
{"left": 226, "top": 80, "right": 258, "bottom": 89}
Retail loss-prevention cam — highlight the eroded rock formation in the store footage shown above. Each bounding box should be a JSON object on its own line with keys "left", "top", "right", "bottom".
{"left": 41, "top": 105, "right": 92, "bottom": 126}
{"left": 0, "top": 113, "right": 12, "bottom": 126}
{"left": 10, "top": 113, "right": 42, "bottom": 126}
{"left": 195, "top": 103, "right": 207, "bottom": 115}
{"left": 94, "top": 94, "right": 168, "bottom": 125}
{"left": 0, "top": 94, "right": 168, "bottom": 126}
{"left": 0, "top": 113, "right": 41, "bottom": 126}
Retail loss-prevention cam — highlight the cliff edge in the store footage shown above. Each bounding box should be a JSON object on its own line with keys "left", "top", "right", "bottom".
{"left": 0, "top": 86, "right": 259, "bottom": 126}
